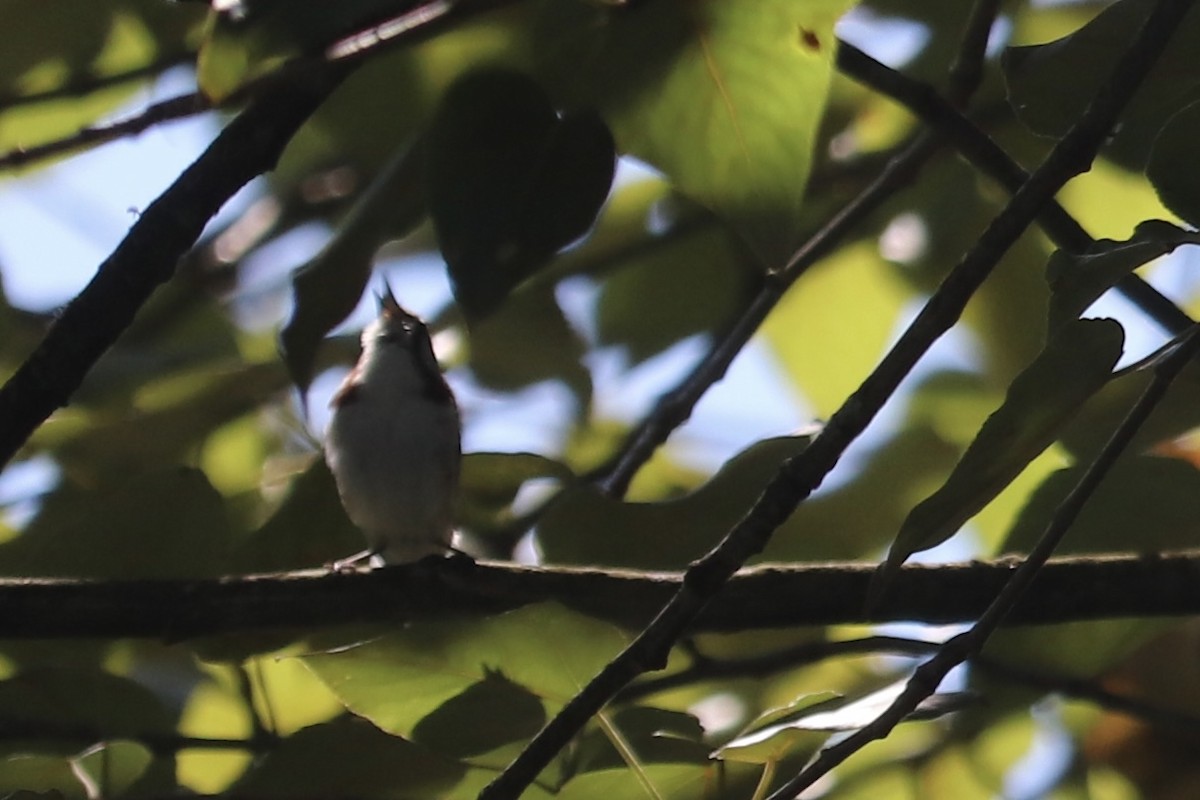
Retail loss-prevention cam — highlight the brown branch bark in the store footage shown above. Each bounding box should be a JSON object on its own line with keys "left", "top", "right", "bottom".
{"left": 0, "top": 552, "right": 1197, "bottom": 640}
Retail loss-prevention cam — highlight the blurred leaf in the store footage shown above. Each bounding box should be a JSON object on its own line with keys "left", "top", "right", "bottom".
{"left": 980, "top": 456, "right": 1200, "bottom": 687}
{"left": 764, "top": 242, "right": 911, "bottom": 417}
{"left": 274, "top": 11, "right": 531, "bottom": 182}
{"left": 467, "top": 285, "right": 590, "bottom": 400}
{"left": 0, "top": 2, "right": 130, "bottom": 153}
{"left": 1059, "top": 355, "right": 1200, "bottom": 462}
{"left": 537, "top": 435, "right": 812, "bottom": 569}
{"left": 595, "top": 223, "right": 757, "bottom": 366}
{"left": 74, "top": 740, "right": 162, "bottom": 798}
{"left": 873, "top": 319, "right": 1124, "bottom": 601}
{"left": 282, "top": 142, "right": 428, "bottom": 392}
{"left": 235, "top": 457, "right": 363, "bottom": 572}
{"left": 0, "top": 754, "right": 81, "bottom": 796}
{"left": 428, "top": 69, "right": 615, "bottom": 317}
{"left": 457, "top": 451, "right": 573, "bottom": 533}
{"left": 1046, "top": 220, "right": 1200, "bottom": 331}
{"left": 302, "top": 604, "right": 627, "bottom": 737}
{"left": 0, "top": 467, "right": 235, "bottom": 579}
{"left": 33, "top": 361, "right": 288, "bottom": 484}
{"left": 1147, "top": 100, "right": 1200, "bottom": 227}
{"left": 1006, "top": 455, "right": 1200, "bottom": 562}
{"left": 0, "top": 1, "right": 205, "bottom": 159}
{"left": 536, "top": 0, "right": 855, "bottom": 267}
{"left": 1003, "top": 0, "right": 1200, "bottom": 169}
{"left": 0, "top": 668, "right": 172, "bottom": 758}
{"left": 233, "top": 716, "right": 465, "bottom": 798}
{"left": 176, "top": 673, "right": 253, "bottom": 793}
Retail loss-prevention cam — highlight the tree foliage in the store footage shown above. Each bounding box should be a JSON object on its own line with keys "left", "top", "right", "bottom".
{"left": 0, "top": 0, "right": 1199, "bottom": 797}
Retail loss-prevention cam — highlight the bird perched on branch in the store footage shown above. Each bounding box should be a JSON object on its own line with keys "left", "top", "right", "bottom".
{"left": 324, "top": 286, "right": 461, "bottom": 566}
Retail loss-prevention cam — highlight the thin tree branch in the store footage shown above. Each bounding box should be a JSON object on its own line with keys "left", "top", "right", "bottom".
{"left": 0, "top": 91, "right": 213, "bottom": 173}
{"left": 0, "top": 552, "right": 1199, "bottom": 639}
{"left": 488, "top": 0, "right": 1188, "bottom": 793}
{"left": 972, "top": 656, "right": 1200, "bottom": 734}
{"left": 0, "top": 52, "right": 196, "bottom": 111}
{"left": 619, "top": 635, "right": 1200, "bottom": 734}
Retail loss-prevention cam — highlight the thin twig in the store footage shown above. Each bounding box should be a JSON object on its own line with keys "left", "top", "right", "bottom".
{"left": 618, "top": 636, "right": 1200, "bottom": 735}
{"left": 618, "top": 636, "right": 939, "bottom": 702}
{"left": 0, "top": 52, "right": 196, "bottom": 111}
{"left": 0, "top": 91, "right": 212, "bottom": 172}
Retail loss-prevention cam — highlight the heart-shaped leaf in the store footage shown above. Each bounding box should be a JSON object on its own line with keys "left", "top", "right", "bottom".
{"left": 427, "top": 69, "right": 616, "bottom": 317}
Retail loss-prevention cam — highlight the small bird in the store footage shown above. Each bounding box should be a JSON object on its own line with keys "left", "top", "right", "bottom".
{"left": 324, "top": 286, "right": 461, "bottom": 566}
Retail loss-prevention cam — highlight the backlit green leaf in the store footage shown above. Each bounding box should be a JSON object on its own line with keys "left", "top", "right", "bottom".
{"left": 872, "top": 318, "right": 1124, "bottom": 602}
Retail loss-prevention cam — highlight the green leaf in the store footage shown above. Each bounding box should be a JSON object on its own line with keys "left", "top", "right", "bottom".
{"left": 75, "top": 741, "right": 161, "bottom": 798}
{"left": 536, "top": 0, "right": 854, "bottom": 267}
{"left": 233, "top": 716, "right": 466, "bottom": 798}
{"left": 466, "top": 285, "right": 591, "bottom": 401}
{"left": 457, "top": 451, "right": 574, "bottom": 534}
{"left": 281, "top": 142, "right": 428, "bottom": 393}
{"left": 981, "top": 456, "right": 1200, "bottom": 681}
{"left": 574, "top": 706, "right": 709, "bottom": 772}
{"left": 0, "top": 2, "right": 201, "bottom": 158}
{"left": 714, "top": 692, "right": 838, "bottom": 765}
{"left": 197, "top": 0, "right": 432, "bottom": 100}
{"left": 595, "top": 222, "right": 756, "bottom": 366}
{"left": 1046, "top": 220, "right": 1200, "bottom": 332}
{"left": 761, "top": 425, "right": 963, "bottom": 563}
{"left": 556, "top": 764, "right": 713, "bottom": 800}
{"left": 872, "top": 319, "right": 1124, "bottom": 602}
{"left": 411, "top": 672, "right": 547, "bottom": 758}
{"left": 0, "top": 667, "right": 173, "bottom": 758}
{"left": 427, "top": 69, "right": 616, "bottom": 317}
{"left": 0, "top": 467, "right": 236, "bottom": 579}
{"left": 1003, "top": 0, "right": 1200, "bottom": 169}
{"left": 537, "top": 435, "right": 812, "bottom": 570}
{"left": 1147, "top": 100, "right": 1200, "bottom": 227}
{"left": 302, "top": 604, "right": 627, "bottom": 737}
{"left": 763, "top": 242, "right": 912, "bottom": 417}
{"left": 235, "top": 457, "right": 364, "bottom": 573}
{"left": 32, "top": 361, "right": 288, "bottom": 484}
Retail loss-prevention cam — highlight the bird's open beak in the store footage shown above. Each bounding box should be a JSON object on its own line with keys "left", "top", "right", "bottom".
{"left": 376, "top": 282, "right": 402, "bottom": 316}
